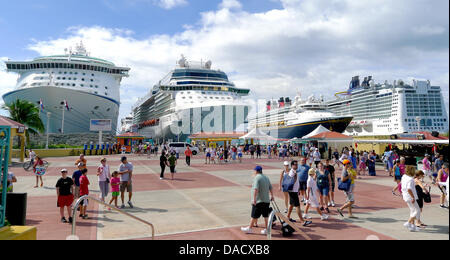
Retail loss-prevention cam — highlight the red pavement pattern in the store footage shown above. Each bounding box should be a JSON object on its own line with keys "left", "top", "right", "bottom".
{"left": 9, "top": 154, "right": 441, "bottom": 240}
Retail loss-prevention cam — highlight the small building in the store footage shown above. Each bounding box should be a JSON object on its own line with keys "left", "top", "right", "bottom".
{"left": 0, "top": 116, "right": 27, "bottom": 163}
{"left": 115, "top": 133, "right": 145, "bottom": 153}
{"left": 189, "top": 132, "right": 246, "bottom": 148}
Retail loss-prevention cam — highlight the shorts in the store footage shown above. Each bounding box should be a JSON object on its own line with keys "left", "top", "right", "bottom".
{"left": 299, "top": 181, "right": 307, "bottom": 191}
{"left": 238, "top": 153, "right": 242, "bottom": 158}
{"left": 57, "top": 194, "right": 74, "bottom": 208}
{"left": 74, "top": 186, "right": 80, "bottom": 198}
{"left": 120, "top": 182, "right": 133, "bottom": 193}
{"left": 251, "top": 203, "right": 271, "bottom": 219}
{"left": 394, "top": 175, "right": 402, "bottom": 181}
{"left": 318, "top": 186, "right": 330, "bottom": 196}
{"left": 288, "top": 192, "right": 300, "bottom": 207}
{"left": 345, "top": 191, "right": 354, "bottom": 203}
{"left": 423, "top": 170, "right": 432, "bottom": 177}
{"left": 79, "top": 198, "right": 89, "bottom": 206}
{"left": 111, "top": 191, "right": 120, "bottom": 197}
{"left": 359, "top": 162, "right": 366, "bottom": 169}
{"left": 170, "top": 166, "right": 176, "bottom": 173}
{"left": 307, "top": 194, "right": 320, "bottom": 208}
{"left": 206, "top": 153, "right": 211, "bottom": 158}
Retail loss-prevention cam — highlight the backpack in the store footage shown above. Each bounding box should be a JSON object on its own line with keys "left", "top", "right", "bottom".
{"left": 282, "top": 172, "right": 297, "bottom": 192}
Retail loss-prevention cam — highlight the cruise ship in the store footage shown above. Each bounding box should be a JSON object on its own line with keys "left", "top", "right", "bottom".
{"left": 248, "top": 95, "right": 353, "bottom": 139}
{"left": 327, "top": 76, "right": 449, "bottom": 136}
{"left": 2, "top": 42, "right": 130, "bottom": 134}
{"left": 132, "top": 56, "right": 250, "bottom": 142}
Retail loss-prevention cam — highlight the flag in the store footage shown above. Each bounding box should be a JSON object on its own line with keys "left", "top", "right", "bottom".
{"left": 39, "top": 99, "right": 44, "bottom": 111}
{"left": 64, "top": 100, "right": 70, "bottom": 111}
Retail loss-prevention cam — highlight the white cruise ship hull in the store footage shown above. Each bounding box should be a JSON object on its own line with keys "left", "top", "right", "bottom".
{"left": 3, "top": 86, "right": 119, "bottom": 134}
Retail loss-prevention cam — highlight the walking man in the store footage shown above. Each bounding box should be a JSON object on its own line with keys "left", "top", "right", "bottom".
{"left": 118, "top": 156, "right": 134, "bottom": 209}
{"left": 286, "top": 160, "right": 312, "bottom": 226}
{"left": 241, "top": 166, "right": 274, "bottom": 235}
{"left": 185, "top": 146, "right": 192, "bottom": 166}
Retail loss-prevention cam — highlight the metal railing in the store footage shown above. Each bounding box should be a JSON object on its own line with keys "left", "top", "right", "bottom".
{"left": 71, "top": 195, "right": 155, "bottom": 240}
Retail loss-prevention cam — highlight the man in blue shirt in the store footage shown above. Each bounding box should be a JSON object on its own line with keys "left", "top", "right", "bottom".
{"left": 298, "top": 157, "right": 310, "bottom": 204}
{"left": 72, "top": 163, "right": 84, "bottom": 202}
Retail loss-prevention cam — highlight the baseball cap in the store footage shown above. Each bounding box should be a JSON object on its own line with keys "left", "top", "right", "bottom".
{"left": 61, "top": 169, "right": 68, "bottom": 173}
{"left": 342, "top": 159, "right": 351, "bottom": 165}
{"left": 283, "top": 161, "right": 290, "bottom": 166}
{"left": 254, "top": 166, "right": 263, "bottom": 172}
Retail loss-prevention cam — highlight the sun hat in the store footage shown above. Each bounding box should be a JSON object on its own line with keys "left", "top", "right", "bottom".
{"left": 342, "top": 159, "right": 351, "bottom": 165}
{"left": 61, "top": 169, "right": 68, "bottom": 173}
{"left": 283, "top": 161, "right": 290, "bottom": 166}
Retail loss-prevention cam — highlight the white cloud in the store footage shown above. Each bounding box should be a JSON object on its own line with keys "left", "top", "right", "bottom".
{"left": 219, "top": 0, "right": 242, "bottom": 10}
{"left": 0, "top": 57, "right": 19, "bottom": 116}
{"left": 155, "top": 0, "right": 187, "bottom": 9}
{"left": 2, "top": 0, "right": 448, "bottom": 122}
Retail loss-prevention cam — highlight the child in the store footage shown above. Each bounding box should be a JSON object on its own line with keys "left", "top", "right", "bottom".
{"left": 238, "top": 146, "right": 243, "bottom": 163}
{"left": 79, "top": 168, "right": 90, "bottom": 219}
{"left": 55, "top": 169, "right": 74, "bottom": 223}
{"left": 303, "top": 168, "right": 329, "bottom": 221}
{"left": 108, "top": 171, "right": 120, "bottom": 209}
{"left": 211, "top": 148, "right": 216, "bottom": 164}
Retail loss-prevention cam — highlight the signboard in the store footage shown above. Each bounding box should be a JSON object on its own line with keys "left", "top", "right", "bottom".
{"left": 90, "top": 119, "right": 112, "bottom": 132}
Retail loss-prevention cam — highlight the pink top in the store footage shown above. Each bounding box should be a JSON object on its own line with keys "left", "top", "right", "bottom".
{"left": 111, "top": 177, "right": 120, "bottom": 192}
{"left": 399, "top": 164, "right": 406, "bottom": 175}
{"left": 441, "top": 170, "right": 448, "bottom": 183}
{"left": 422, "top": 158, "right": 431, "bottom": 171}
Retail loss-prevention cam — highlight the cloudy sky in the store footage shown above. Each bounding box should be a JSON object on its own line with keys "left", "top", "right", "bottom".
{"left": 0, "top": 0, "right": 448, "bottom": 124}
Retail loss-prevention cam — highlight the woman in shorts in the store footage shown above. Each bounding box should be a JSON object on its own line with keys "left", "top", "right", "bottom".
{"left": 316, "top": 162, "right": 331, "bottom": 214}
{"left": 205, "top": 147, "right": 211, "bottom": 164}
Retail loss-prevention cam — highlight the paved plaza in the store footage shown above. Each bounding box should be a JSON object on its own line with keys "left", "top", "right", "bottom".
{"left": 8, "top": 154, "right": 449, "bottom": 240}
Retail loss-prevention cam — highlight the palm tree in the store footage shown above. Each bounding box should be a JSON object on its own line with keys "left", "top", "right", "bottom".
{"left": 2, "top": 99, "right": 45, "bottom": 142}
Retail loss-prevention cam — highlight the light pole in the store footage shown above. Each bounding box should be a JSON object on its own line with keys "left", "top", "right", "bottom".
{"left": 46, "top": 112, "right": 51, "bottom": 149}
{"left": 415, "top": 116, "right": 421, "bottom": 132}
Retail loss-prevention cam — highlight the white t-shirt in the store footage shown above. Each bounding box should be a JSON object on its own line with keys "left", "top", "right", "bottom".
{"left": 29, "top": 151, "right": 36, "bottom": 160}
{"left": 288, "top": 168, "right": 300, "bottom": 192}
{"left": 306, "top": 175, "right": 320, "bottom": 207}
{"left": 313, "top": 151, "right": 321, "bottom": 161}
{"left": 97, "top": 164, "right": 110, "bottom": 182}
{"left": 307, "top": 175, "right": 320, "bottom": 198}
{"left": 401, "top": 175, "right": 418, "bottom": 202}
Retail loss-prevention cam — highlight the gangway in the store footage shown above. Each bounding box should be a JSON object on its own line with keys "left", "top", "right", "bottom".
{"left": 71, "top": 195, "right": 155, "bottom": 240}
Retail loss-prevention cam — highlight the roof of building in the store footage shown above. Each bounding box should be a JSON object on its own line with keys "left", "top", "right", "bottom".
{"left": 0, "top": 116, "right": 27, "bottom": 129}
{"left": 308, "top": 131, "right": 352, "bottom": 140}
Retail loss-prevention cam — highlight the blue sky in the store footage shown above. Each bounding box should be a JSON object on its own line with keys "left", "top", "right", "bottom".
{"left": 0, "top": 0, "right": 281, "bottom": 60}
{"left": 0, "top": 0, "right": 448, "bottom": 129}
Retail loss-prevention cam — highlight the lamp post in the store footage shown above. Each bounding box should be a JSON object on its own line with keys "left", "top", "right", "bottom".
{"left": 46, "top": 112, "right": 51, "bottom": 149}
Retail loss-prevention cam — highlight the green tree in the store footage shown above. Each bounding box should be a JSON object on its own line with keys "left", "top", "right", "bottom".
{"left": 2, "top": 99, "right": 45, "bottom": 142}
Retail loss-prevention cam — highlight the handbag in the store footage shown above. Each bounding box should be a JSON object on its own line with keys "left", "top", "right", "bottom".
{"left": 282, "top": 172, "right": 297, "bottom": 192}
{"left": 423, "top": 187, "right": 431, "bottom": 203}
{"left": 337, "top": 177, "right": 351, "bottom": 191}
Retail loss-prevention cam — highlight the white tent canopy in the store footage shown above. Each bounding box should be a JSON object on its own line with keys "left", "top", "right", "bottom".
{"left": 240, "top": 128, "right": 278, "bottom": 143}
{"left": 302, "top": 125, "right": 331, "bottom": 139}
